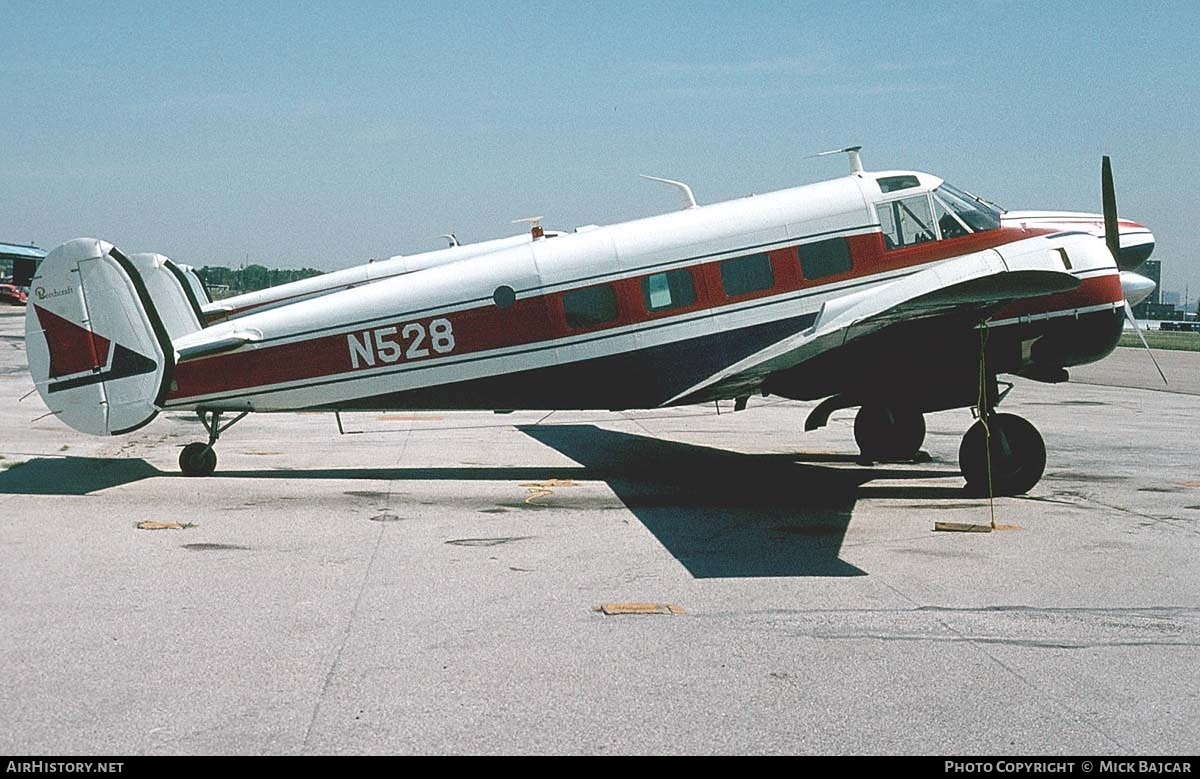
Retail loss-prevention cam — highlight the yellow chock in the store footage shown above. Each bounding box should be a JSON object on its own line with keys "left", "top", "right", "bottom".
{"left": 135, "top": 521, "right": 195, "bottom": 530}
{"left": 933, "top": 521, "right": 1022, "bottom": 533}
{"left": 594, "top": 603, "right": 685, "bottom": 616}
{"left": 934, "top": 521, "right": 993, "bottom": 533}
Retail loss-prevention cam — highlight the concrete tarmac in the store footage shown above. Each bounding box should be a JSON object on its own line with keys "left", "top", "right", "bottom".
{"left": 2, "top": 307, "right": 1198, "bottom": 755}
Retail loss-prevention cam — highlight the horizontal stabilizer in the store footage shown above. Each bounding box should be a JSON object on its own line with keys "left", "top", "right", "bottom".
{"left": 176, "top": 330, "right": 263, "bottom": 361}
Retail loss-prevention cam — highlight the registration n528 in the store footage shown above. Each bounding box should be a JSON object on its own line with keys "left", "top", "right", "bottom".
{"left": 347, "top": 318, "right": 455, "bottom": 369}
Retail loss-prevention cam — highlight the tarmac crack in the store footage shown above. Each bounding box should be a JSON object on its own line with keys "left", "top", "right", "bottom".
{"left": 874, "top": 580, "right": 1130, "bottom": 751}
{"left": 302, "top": 427, "right": 411, "bottom": 751}
{"left": 1063, "top": 492, "right": 1200, "bottom": 537}
{"left": 789, "top": 633, "right": 1200, "bottom": 650}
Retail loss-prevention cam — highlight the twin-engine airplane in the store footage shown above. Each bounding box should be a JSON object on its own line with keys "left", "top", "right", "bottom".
{"left": 25, "top": 150, "right": 1157, "bottom": 495}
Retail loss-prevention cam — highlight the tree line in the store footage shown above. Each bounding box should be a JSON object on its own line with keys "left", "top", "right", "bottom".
{"left": 197, "top": 265, "right": 324, "bottom": 295}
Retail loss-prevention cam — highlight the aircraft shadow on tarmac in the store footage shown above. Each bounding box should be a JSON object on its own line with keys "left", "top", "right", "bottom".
{"left": 0, "top": 425, "right": 968, "bottom": 578}
{"left": 518, "top": 425, "right": 958, "bottom": 578}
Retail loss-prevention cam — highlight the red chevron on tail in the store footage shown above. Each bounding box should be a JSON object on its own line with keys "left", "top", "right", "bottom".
{"left": 33, "top": 305, "right": 112, "bottom": 378}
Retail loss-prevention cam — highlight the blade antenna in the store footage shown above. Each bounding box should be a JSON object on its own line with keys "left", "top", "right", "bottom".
{"left": 639, "top": 175, "right": 698, "bottom": 210}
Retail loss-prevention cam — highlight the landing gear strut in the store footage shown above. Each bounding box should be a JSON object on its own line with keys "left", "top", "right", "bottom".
{"left": 178, "top": 410, "right": 248, "bottom": 477}
{"left": 958, "top": 412, "right": 1046, "bottom": 496}
{"left": 854, "top": 403, "right": 926, "bottom": 461}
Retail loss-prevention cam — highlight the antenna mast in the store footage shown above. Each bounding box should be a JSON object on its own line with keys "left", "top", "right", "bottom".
{"left": 807, "top": 145, "right": 864, "bottom": 174}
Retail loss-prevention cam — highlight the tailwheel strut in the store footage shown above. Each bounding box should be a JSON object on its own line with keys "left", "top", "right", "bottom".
{"left": 179, "top": 410, "right": 249, "bottom": 477}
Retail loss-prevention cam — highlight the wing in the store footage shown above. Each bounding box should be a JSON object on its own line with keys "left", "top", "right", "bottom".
{"left": 664, "top": 246, "right": 1081, "bottom": 406}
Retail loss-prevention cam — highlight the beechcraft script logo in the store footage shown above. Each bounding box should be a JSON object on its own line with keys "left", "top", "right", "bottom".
{"left": 34, "top": 305, "right": 157, "bottom": 393}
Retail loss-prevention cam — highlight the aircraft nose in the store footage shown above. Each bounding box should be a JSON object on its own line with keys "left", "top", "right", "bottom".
{"left": 1116, "top": 220, "right": 1155, "bottom": 269}
{"left": 1120, "top": 270, "right": 1156, "bottom": 307}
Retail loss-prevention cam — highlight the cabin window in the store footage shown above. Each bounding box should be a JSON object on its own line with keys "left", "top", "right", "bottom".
{"left": 563, "top": 284, "right": 618, "bottom": 329}
{"left": 878, "top": 194, "right": 936, "bottom": 249}
{"left": 642, "top": 269, "right": 696, "bottom": 312}
{"left": 798, "top": 237, "right": 853, "bottom": 280}
{"left": 720, "top": 253, "right": 774, "bottom": 297}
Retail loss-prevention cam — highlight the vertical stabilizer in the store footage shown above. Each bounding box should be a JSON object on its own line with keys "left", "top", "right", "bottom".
{"left": 24, "top": 238, "right": 174, "bottom": 436}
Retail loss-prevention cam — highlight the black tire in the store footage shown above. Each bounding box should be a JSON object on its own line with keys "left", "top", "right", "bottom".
{"left": 179, "top": 442, "right": 217, "bottom": 477}
{"left": 854, "top": 404, "right": 926, "bottom": 461}
{"left": 958, "top": 413, "right": 1046, "bottom": 496}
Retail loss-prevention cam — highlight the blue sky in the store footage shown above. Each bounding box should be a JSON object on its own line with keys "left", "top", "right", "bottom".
{"left": 3, "top": 1, "right": 1198, "bottom": 297}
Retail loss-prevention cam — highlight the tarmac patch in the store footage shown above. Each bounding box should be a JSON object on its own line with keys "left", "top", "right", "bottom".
{"left": 1028, "top": 400, "right": 1109, "bottom": 407}
{"left": 901, "top": 502, "right": 991, "bottom": 510}
{"left": 595, "top": 603, "right": 685, "bottom": 616}
{"left": 135, "top": 521, "right": 196, "bottom": 531}
{"left": 771, "top": 524, "right": 844, "bottom": 537}
{"left": 1044, "top": 471, "right": 1127, "bottom": 482}
{"left": 519, "top": 478, "right": 578, "bottom": 505}
{"left": 446, "top": 536, "right": 533, "bottom": 547}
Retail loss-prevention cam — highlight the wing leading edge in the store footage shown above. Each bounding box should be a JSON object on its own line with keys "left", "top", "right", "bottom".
{"left": 665, "top": 242, "right": 1084, "bottom": 406}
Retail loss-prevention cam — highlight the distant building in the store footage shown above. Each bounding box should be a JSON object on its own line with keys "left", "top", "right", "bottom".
{"left": 1130, "top": 259, "right": 1162, "bottom": 319}
{"left": 1143, "top": 302, "right": 1179, "bottom": 320}
{"left": 0, "top": 242, "right": 45, "bottom": 285}
{"left": 1161, "top": 290, "right": 1181, "bottom": 307}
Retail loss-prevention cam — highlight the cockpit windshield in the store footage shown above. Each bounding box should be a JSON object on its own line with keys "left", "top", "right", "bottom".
{"left": 933, "top": 182, "right": 1002, "bottom": 233}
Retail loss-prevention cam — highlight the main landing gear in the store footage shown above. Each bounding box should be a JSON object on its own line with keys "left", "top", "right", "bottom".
{"left": 958, "top": 412, "right": 1046, "bottom": 496}
{"left": 178, "top": 410, "right": 248, "bottom": 477}
{"left": 853, "top": 403, "right": 926, "bottom": 462}
{"left": 851, "top": 399, "right": 1046, "bottom": 495}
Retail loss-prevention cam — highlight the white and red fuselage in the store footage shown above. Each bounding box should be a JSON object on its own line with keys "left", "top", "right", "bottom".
{"left": 158, "top": 169, "right": 1140, "bottom": 415}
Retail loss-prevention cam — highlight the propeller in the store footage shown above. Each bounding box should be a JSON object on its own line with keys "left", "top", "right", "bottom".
{"left": 1102, "top": 156, "right": 1122, "bottom": 265}
{"left": 1105, "top": 156, "right": 1167, "bottom": 385}
{"left": 1123, "top": 299, "right": 1168, "bottom": 384}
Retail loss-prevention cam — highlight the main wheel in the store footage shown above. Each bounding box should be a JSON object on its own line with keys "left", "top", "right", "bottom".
{"left": 179, "top": 442, "right": 217, "bottom": 477}
{"left": 958, "top": 413, "right": 1046, "bottom": 496}
{"left": 854, "top": 404, "right": 926, "bottom": 461}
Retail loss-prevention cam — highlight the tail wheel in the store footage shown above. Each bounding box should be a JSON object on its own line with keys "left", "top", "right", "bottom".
{"left": 179, "top": 442, "right": 217, "bottom": 477}
{"left": 854, "top": 404, "right": 926, "bottom": 461}
{"left": 958, "top": 413, "right": 1046, "bottom": 496}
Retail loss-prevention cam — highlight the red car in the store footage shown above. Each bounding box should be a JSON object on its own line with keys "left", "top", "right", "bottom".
{"left": 1, "top": 283, "right": 28, "bottom": 305}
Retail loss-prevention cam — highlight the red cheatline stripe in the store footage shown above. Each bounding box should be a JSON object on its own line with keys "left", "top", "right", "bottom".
{"left": 34, "top": 305, "right": 111, "bottom": 377}
{"left": 994, "top": 274, "right": 1122, "bottom": 319}
{"left": 168, "top": 226, "right": 1066, "bottom": 402}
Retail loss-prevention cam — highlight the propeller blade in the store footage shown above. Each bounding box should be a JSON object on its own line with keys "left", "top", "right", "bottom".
{"left": 1123, "top": 300, "right": 1168, "bottom": 385}
{"left": 1102, "top": 155, "right": 1147, "bottom": 271}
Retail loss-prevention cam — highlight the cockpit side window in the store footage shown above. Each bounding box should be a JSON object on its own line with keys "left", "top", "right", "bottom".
{"left": 933, "top": 197, "right": 970, "bottom": 239}
{"left": 878, "top": 194, "right": 936, "bottom": 249}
